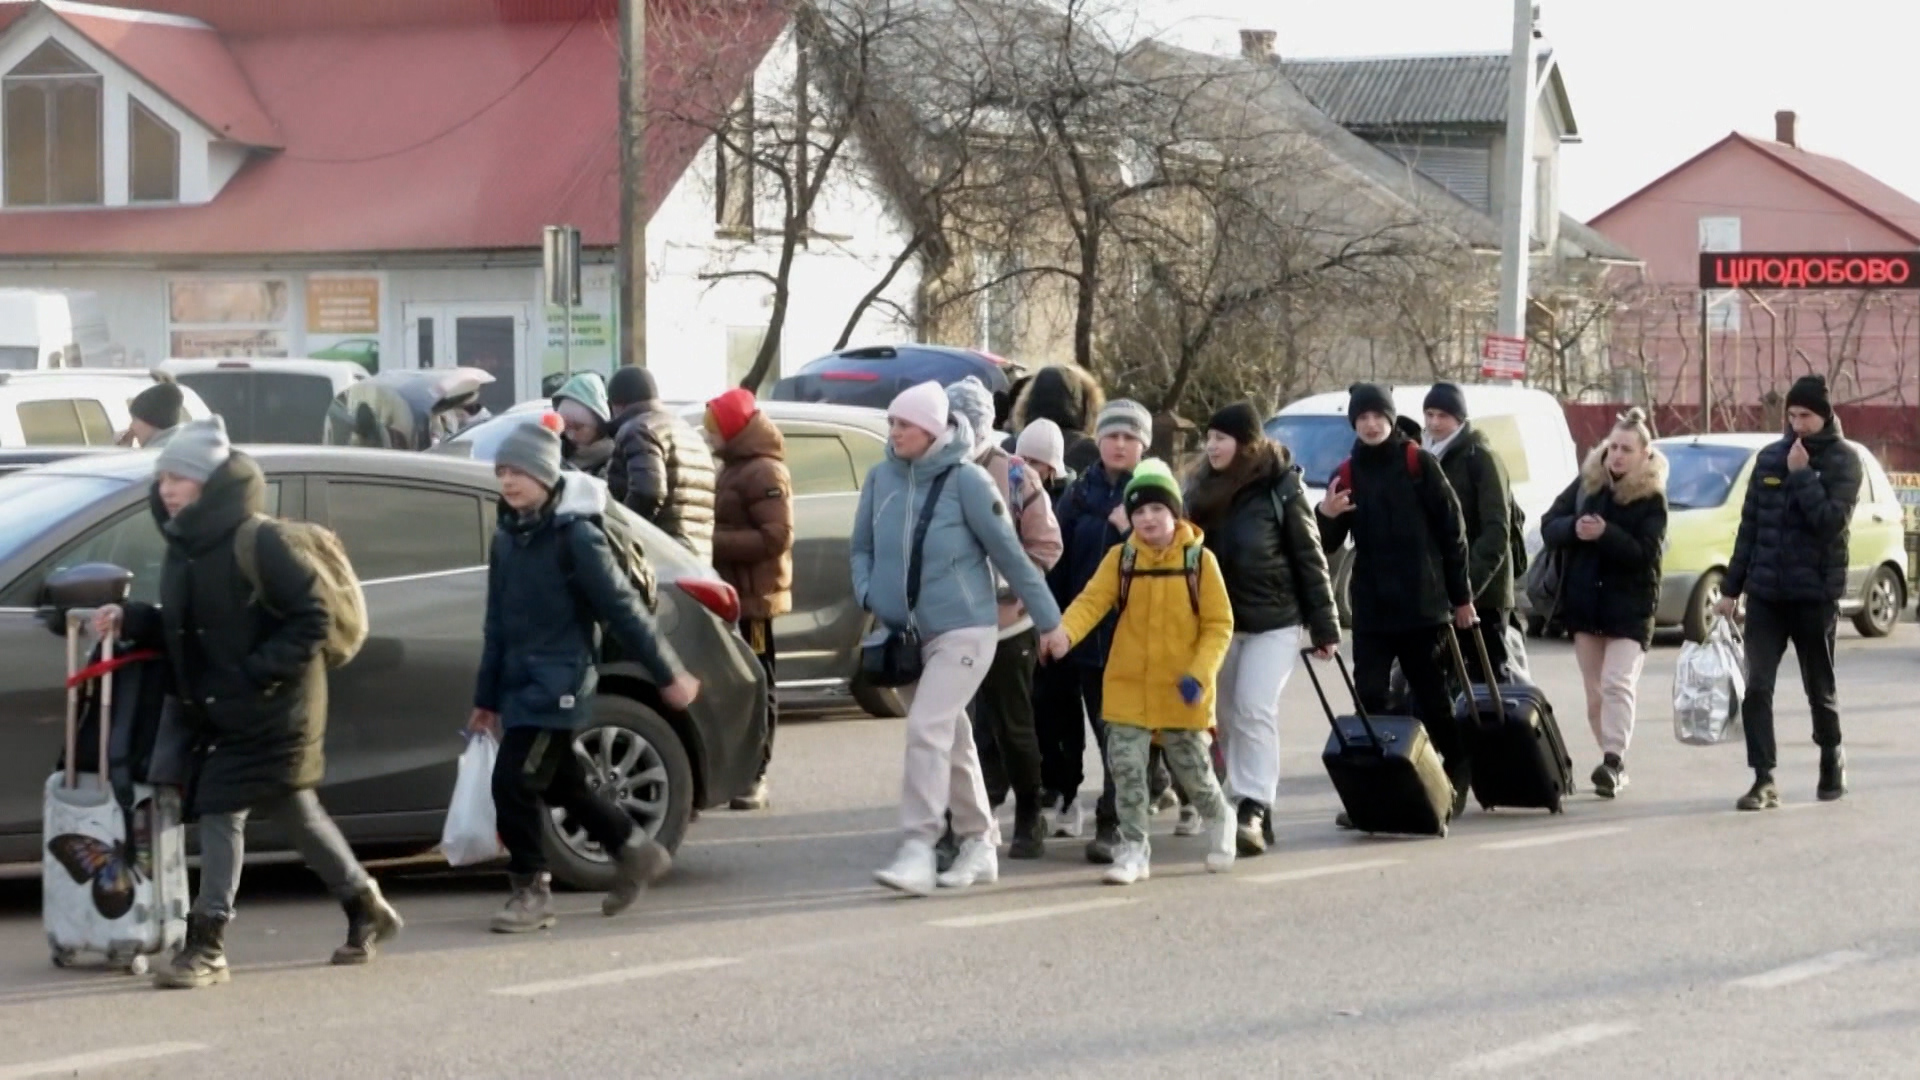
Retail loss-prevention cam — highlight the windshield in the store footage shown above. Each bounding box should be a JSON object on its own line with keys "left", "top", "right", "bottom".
{"left": 1264, "top": 415, "right": 1353, "bottom": 488}
{"left": 0, "top": 473, "right": 126, "bottom": 564}
{"left": 441, "top": 410, "right": 541, "bottom": 462}
{"left": 1661, "top": 443, "right": 1756, "bottom": 510}
{"left": 175, "top": 372, "right": 336, "bottom": 444}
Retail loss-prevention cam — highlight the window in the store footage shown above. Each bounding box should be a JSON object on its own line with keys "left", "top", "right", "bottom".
{"left": 844, "top": 430, "right": 885, "bottom": 487}
{"left": 38, "top": 484, "right": 280, "bottom": 605}
{"left": 3, "top": 41, "right": 102, "bottom": 206}
{"left": 715, "top": 90, "right": 755, "bottom": 232}
{"left": 1698, "top": 216, "right": 1741, "bottom": 253}
{"left": 785, "top": 434, "right": 857, "bottom": 496}
{"left": 172, "top": 371, "right": 337, "bottom": 444}
{"left": 17, "top": 398, "right": 113, "bottom": 445}
{"left": 128, "top": 98, "right": 177, "bottom": 202}
{"left": 325, "top": 482, "right": 484, "bottom": 581}
{"left": 1474, "top": 414, "right": 1531, "bottom": 485}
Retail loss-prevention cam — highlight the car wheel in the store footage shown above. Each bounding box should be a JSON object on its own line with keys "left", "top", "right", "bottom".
{"left": 539, "top": 696, "right": 695, "bottom": 892}
{"left": 1852, "top": 565, "right": 1904, "bottom": 638}
{"left": 1682, "top": 570, "right": 1724, "bottom": 644}
{"left": 852, "top": 675, "right": 906, "bottom": 719}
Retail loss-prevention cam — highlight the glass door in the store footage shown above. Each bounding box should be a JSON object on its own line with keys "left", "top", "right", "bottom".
{"left": 403, "top": 303, "right": 527, "bottom": 414}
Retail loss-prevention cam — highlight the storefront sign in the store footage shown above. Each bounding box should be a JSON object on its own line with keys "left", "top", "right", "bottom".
{"left": 306, "top": 276, "right": 381, "bottom": 334}
{"left": 542, "top": 265, "right": 616, "bottom": 379}
{"left": 1888, "top": 471, "right": 1920, "bottom": 533}
{"left": 170, "top": 329, "right": 291, "bottom": 358}
{"left": 1698, "top": 252, "right": 1920, "bottom": 291}
{"left": 1480, "top": 334, "right": 1528, "bottom": 380}
{"left": 169, "top": 279, "right": 289, "bottom": 325}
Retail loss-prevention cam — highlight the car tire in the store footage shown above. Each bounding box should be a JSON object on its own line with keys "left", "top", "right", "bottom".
{"left": 1682, "top": 569, "right": 1724, "bottom": 644}
{"left": 539, "top": 696, "right": 695, "bottom": 892}
{"left": 852, "top": 676, "right": 907, "bottom": 719}
{"left": 1852, "top": 565, "right": 1904, "bottom": 638}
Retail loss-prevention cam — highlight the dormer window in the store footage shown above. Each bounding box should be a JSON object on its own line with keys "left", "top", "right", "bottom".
{"left": 3, "top": 41, "right": 102, "bottom": 207}
{"left": 129, "top": 98, "right": 178, "bottom": 202}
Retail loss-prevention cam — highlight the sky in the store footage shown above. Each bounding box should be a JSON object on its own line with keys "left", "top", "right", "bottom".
{"left": 1125, "top": 0, "right": 1920, "bottom": 221}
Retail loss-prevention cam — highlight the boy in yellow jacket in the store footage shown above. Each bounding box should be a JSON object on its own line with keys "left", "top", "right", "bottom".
{"left": 1043, "top": 459, "right": 1236, "bottom": 884}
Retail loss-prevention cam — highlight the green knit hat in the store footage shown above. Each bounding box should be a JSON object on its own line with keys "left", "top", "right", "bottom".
{"left": 1124, "top": 458, "right": 1183, "bottom": 516}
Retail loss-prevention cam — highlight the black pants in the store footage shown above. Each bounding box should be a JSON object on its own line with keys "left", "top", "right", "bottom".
{"left": 1354, "top": 628, "right": 1467, "bottom": 771}
{"left": 494, "top": 726, "right": 635, "bottom": 876}
{"left": 1034, "top": 660, "right": 1094, "bottom": 803}
{"left": 1741, "top": 596, "right": 1841, "bottom": 774}
{"left": 1468, "top": 612, "right": 1510, "bottom": 684}
{"left": 742, "top": 618, "right": 778, "bottom": 779}
{"left": 973, "top": 629, "right": 1041, "bottom": 811}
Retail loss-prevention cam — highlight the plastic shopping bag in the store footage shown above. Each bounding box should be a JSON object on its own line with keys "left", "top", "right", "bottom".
{"left": 440, "top": 733, "right": 506, "bottom": 867}
{"left": 1673, "top": 619, "right": 1746, "bottom": 746}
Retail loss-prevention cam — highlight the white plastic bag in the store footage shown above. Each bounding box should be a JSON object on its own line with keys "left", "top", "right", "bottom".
{"left": 441, "top": 733, "right": 506, "bottom": 867}
{"left": 1673, "top": 619, "right": 1746, "bottom": 746}
{"left": 1502, "top": 621, "right": 1531, "bottom": 684}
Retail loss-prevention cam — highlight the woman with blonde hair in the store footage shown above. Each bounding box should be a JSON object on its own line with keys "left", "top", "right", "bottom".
{"left": 1539, "top": 408, "right": 1669, "bottom": 798}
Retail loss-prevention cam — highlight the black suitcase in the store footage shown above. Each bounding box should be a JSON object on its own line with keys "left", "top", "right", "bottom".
{"left": 1304, "top": 649, "right": 1453, "bottom": 838}
{"left": 1448, "top": 629, "right": 1576, "bottom": 813}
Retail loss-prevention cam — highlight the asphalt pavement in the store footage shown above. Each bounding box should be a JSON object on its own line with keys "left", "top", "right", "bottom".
{"left": 2, "top": 630, "right": 1918, "bottom": 1079}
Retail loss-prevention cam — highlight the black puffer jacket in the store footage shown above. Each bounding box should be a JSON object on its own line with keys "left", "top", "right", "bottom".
{"left": 121, "top": 454, "right": 330, "bottom": 815}
{"left": 1723, "top": 417, "right": 1862, "bottom": 605}
{"left": 1541, "top": 444, "right": 1669, "bottom": 647}
{"left": 1435, "top": 424, "right": 1515, "bottom": 615}
{"left": 1318, "top": 433, "right": 1471, "bottom": 634}
{"left": 1186, "top": 442, "right": 1340, "bottom": 646}
{"left": 1011, "top": 364, "right": 1104, "bottom": 474}
{"left": 608, "top": 402, "right": 717, "bottom": 561}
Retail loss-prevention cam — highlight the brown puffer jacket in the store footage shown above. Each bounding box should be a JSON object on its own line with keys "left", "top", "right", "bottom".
{"left": 712, "top": 410, "right": 794, "bottom": 620}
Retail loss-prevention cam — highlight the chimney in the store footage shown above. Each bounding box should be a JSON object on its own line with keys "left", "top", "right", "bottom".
{"left": 1775, "top": 109, "right": 1798, "bottom": 148}
{"left": 1240, "top": 29, "right": 1276, "bottom": 62}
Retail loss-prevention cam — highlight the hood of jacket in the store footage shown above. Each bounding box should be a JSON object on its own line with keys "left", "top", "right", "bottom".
{"left": 153, "top": 452, "right": 267, "bottom": 554}
{"left": 1185, "top": 440, "right": 1288, "bottom": 531}
{"left": 1579, "top": 442, "right": 1669, "bottom": 504}
{"left": 501, "top": 472, "right": 610, "bottom": 537}
{"left": 1012, "top": 364, "right": 1103, "bottom": 435}
{"left": 718, "top": 408, "right": 785, "bottom": 464}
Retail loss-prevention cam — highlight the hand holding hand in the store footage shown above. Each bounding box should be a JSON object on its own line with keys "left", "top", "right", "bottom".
{"left": 1178, "top": 676, "right": 1204, "bottom": 706}
{"left": 1039, "top": 628, "right": 1071, "bottom": 662}
{"left": 467, "top": 708, "right": 500, "bottom": 738}
{"left": 1788, "top": 439, "right": 1810, "bottom": 472}
{"left": 662, "top": 674, "right": 701, "bottom": 711}
{"left": 91, "top": 604, "right": 122, "bottom": 638}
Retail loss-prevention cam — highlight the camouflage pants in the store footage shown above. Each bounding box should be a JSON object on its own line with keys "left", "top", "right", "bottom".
{"left": 1107, "top": 726, "right": 1227, "bottom": 846}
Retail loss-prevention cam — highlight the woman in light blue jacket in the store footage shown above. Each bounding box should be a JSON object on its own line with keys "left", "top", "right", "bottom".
{"left": 853, "top": 381, "right": 1067, "bottom": 896}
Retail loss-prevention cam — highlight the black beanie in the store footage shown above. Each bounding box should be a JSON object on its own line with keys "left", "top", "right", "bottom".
{"left": 1346, "top": 383, "right": 1395, "bottom": 428}
{"left": 1423, "top": 382, "right": 1468, "bottom": 423}
{"left": 607, "top": 365, "right": 658, "bottom": 408}
{"left": 1786, "top": 374, "right": 1833, "bottom": 420}
{"left": 129, "top": 381, "right": 184, "bottom": 430}
{"left": 1207, "top": 402, "right": 1262, "bottom": 446}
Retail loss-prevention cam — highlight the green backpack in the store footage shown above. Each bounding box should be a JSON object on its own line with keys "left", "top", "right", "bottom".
{"left": 1115, "top": 542, "right": 1203, "bottom": 615}
{"left": 234, "top": 516, "right": 369, "bottom": 669}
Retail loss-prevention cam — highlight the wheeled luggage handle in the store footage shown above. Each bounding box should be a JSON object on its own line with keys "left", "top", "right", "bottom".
{"left": 62, "top": 611, "right": 113, "bottom": 791}
{"left": 1443, "top": 624, "right": 1508, "bottom": 727}
{"left": 1298, "top": 648, "right": 1389, "bottom": 753}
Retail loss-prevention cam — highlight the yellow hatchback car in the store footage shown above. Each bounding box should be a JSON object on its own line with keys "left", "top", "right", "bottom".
{"left": 1656, "top": 433, "right": 1908, "bottom": 641}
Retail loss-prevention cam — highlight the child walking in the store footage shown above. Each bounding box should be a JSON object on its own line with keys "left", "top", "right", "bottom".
{"left": 1042, "top": 460, "right": 1236, "bottom": 884}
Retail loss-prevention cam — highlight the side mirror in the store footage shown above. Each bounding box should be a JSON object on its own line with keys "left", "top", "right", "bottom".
{"left": 39, "top": 564, "right": 135, "bottom": 636}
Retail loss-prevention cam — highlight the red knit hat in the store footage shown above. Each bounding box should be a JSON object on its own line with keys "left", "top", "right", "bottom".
{"left": 706, "top": 388, "right": 758, "bottom": 443}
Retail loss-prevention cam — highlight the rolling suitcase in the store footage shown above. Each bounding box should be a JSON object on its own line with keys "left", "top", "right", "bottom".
{"left": 1305, "top": 649, "right": 1453, "bottom": 838}
{"left": 43, "top": 616, "right": 188, "bottom": 975}
{"left": 1448, "top": 628, "right": 1576, "bottom": 814}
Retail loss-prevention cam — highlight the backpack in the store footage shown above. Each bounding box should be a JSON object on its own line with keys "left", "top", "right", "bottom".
{"left": 1116, "top": 542, "right": 1203, "bottom": 615}
{"left": 235, "top": 516, "right": 369, "bottom": 669}
{"left": 563, "top": 510, "right": 659, "bottom": 612}
{"left": 1333, "top": 441, "right": 1421, "bottom": 492}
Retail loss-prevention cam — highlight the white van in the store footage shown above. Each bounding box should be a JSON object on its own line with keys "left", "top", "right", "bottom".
{"left": 0, "top": 371, "right": 211, "bottom": 447}
{"left": 0, "top": 289, "right": 121, "bottom": 370}
{"left": 1265, "top": 384, "right": 1579, "bottom": 624}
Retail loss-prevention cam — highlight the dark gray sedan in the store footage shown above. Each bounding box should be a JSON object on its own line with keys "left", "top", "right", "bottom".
{"left": 0, "top": 447, "right": 767, "bottom": 889}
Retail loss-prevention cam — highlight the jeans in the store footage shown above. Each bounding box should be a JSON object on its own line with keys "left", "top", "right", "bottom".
{"left": 1741, "top": 596, "right": 1841, "bottom": 774}
{"left": 194, "top": 790, "right": 367, "bottom": 920}
{"left": 742, "top": 617, "right": 778, "bottom": 780}
{"left": 972, "top": 629, "right": 1041, "bottom": 811}
{"left": 1108, "top": 727, "right": 1226, "bottom": 847}
{"left": 1572, "top": 633, "right": 1647, "bottom": 759}
{"left": 898, "top": 627, "right": 999, "bottom": 846}
{"left": 1214, "top": 627, "right": 1303, "bottom": 807}
{"left": 494, "top": 726, "right": 636, "bottom": 876}
{"left": 1353, "top": 628, "right": 1466, "bottom": 771}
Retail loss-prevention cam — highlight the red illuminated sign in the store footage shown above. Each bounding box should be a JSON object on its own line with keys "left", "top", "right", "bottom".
{"left": 1698, "top": 252, "right": 1920, "bottom": 290}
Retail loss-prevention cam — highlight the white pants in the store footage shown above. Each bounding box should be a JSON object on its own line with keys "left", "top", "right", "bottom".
{"left": 898, "top": 626, "right": 1000, "bottom": 846}
{"left": 1573, "top": 633, "right": 1646, "bottom": 759}
{"left": 1214, "top": 626, "right": 1303, "bottom": 807}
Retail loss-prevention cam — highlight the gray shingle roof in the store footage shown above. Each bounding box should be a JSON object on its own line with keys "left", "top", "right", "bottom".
{"left": 1280, "top": 53, "right": 1554, "bottom": 132}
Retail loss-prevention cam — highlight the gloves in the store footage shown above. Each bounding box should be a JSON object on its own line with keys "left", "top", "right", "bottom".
{"left": 1178, "top": 676, "right": 1203, "bottom": 706}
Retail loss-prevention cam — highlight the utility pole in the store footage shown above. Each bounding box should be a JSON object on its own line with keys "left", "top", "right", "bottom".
{"left": 619, "top": 0, "right": 647, "bottom": 368}
{"left": 1495, "top": 0, "right": 1538, "bottom": 343}
{"left": 1699, "top": 293, "right": 1712, "bottom": 432}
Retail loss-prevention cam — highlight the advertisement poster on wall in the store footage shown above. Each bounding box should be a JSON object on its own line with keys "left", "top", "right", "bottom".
{"left": 304, "top": 274, "right": 385, "bottom": 373}
{"left": 541, "top": 265, "right": 616, "bottom": 393}
{"left": 168, "top": 278, "right": 292, "bottom": 358}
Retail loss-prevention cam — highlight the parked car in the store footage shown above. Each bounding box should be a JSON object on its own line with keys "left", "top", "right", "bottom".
{"left": 1656, "top": 433, "right": 1907, "bottom": 641}
{"left": 439, "top": 398, "right": 904, "bottom": 717}
{"left": 1266, "top": 383, "right": 1580, "bottom": 627}
{"left": 158, "top": 358, "right": 367, "bottom": 445}
{"left": 770, "top": 345, "right": 1020, "bottom": 416}
{"left": 0, "top": 447, "right": 767, "bottom": 888}
{"left": 0, "top": 370, "right": 212, "bottom": 448}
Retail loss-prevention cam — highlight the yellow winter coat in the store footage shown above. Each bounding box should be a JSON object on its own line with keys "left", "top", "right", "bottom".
{"left": 1058, "top": 522, "right": 1234, "bottom": 731}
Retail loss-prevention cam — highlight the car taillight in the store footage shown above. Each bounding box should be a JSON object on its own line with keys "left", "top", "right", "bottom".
{"left": 819, "top": 371, "right": 881, "bottom": 382}
{"left": 676, "top": 579, "right": 740, "bottom": 624}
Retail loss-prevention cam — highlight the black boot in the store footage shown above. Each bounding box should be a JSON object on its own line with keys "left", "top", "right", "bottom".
{"left": 1818, "top": 747, "right": 1848, "bottom": 802}
{"left": 1235, "top": 800, "right": 1268, "bottom": 857}
{"left": 934, "top": 814, "right": 960, "bottom": 873}
{"left": 1737, "top": 772, "right": 1780, "bottom": 812}
{"left": 154, "top": 912, "right": 229, "bottom": 989}
{"left": 332, "top": 881, "right": 403, "bottom": 965}
{"left": 1008, "top": 795, "right": 1045, "bottom": 860}
{"left": 1085, "top": 820, "right": 1120, "bottom": 864}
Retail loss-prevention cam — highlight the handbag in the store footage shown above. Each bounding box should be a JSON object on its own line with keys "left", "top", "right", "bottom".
{"left": 860, "top": 467, "right": 955, "bottom": 688}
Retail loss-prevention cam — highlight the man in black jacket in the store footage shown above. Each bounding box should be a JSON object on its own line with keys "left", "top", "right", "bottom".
{"left": 605, "top": 366, "right": 717, "bottom": 560}
{"left": 1423, "top": 383, "right": 1516, "bottom": 681}
{"left": 1716, "top": 375, "right": 1861, "bottom": 810}
{"left": 1319, "top": 384, "right": 1476, "bottom": 817}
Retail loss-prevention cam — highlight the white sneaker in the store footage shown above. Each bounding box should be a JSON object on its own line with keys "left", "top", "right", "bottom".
{"left": 1205, "top": 810, "right": 1236, "bottom": 874}
{"left": 875, "top": 840, "right": 937, "bottom": 897}
{"left": 936, "top": 838, "right": 999, "bottom": 890}
{"left": 1174, "top": 805, "right": 1202, "bottom": 837}
{"left": 1152, "top": 789, "right": 1181, "bottom": 815}
{"left": 1050, "top": 799, "right": 1085, "bottom": 839}
{"left": 1101, "top": 841, "right": 1152, "bottom": 886}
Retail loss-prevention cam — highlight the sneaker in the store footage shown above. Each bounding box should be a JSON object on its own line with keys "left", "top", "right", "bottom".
{"left": 1101, "top": 841, "right": 1152, "bottom": 886}
{"left": 331, "top": 881, "right": 403, "bottom": 965}
{"left": 1591, "top": 755, "right": 1628, "bottom": 800}
{"left": 936, "top": 838, "right": 999, "bottom": 889}
{"left": 875, "top": 839, "right": 937, "bottom": 897}
{"left": 1151, "top": 788, "right": 1181, "bottom": 815}
{"left": 1085, "top": 820, "right": 1121, "bottom": 865}
{"left": 1736, "top": 777, "right": 1781, "bottom": 812}
{"left": 154, "top": 913, "right": 229, "bottom": 989}
{"left": 1205, "top": 808, "right": 1235, "bottom": 874}
{"left": 729, "top": 777, "right": 770, "bottom": 811}
{"left": 1174, "top": 805, "right": 1203, "bottom": 837}
{"left": 1236, "top": 800, "right": 1268, "bottom": 857}
{"left": 491, "top": 873, "right": 557, "bottom": 934}
{"left": 602, "top": 836, "right": 672, "bottom": 917}
{"left": 1818, "top": 747, "right": 1848, "bottom": 802}
{"left": 1008, "top": 804, "right": 1046, "bottom": 860}
{"left": 1049, "top": 799, "right": 1086, "bottom": 840}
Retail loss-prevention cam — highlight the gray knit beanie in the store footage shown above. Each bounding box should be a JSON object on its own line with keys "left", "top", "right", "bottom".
{"left": 495, "top": 420, "right": 565, "bottom": 491}
{"left": 1096, "top": 399, "right": 1152, "bottom": 443}
{"left": 154, "top": 416, "right": 230, "bottom": 483}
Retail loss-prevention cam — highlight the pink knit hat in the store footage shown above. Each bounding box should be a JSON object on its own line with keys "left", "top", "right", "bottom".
{"left": 887, "top": 380, "right": 950, "bottom": 437}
